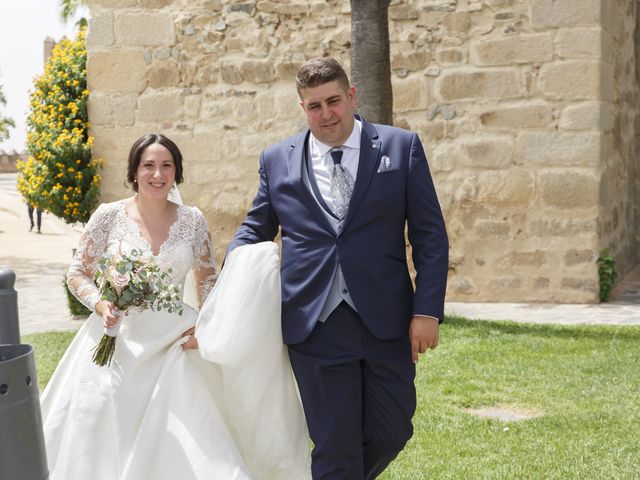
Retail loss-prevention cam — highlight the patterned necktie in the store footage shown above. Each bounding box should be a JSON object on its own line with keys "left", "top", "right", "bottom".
{"left": 330, "top": 148, "right": 354, "bottom": 220}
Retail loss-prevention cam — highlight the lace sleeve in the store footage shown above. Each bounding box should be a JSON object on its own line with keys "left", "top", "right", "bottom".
{"left": 66, "top": 203, "right": 112, "bottom": 311}
{"left": 192, "top": 208, "right": 218, "bottom": 306}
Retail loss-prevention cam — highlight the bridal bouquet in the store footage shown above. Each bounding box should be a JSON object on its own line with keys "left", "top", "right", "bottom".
{"left": 92, "top": 248, "right": 183, "bottom": 366}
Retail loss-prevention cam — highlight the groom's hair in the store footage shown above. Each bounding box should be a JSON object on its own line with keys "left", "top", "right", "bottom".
{"left": 126, "top": 133, "right": 184, "bottom": 192}
{"left": 295, "top": 58, "right": 350, "bottom": 97}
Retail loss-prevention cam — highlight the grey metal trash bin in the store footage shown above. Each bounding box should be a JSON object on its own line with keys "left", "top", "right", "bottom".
{"left": 0, "top": 269, "right": 20, "bottom": 345}
{"left": 0, "top": 344, "right": 49, "bottom": 480}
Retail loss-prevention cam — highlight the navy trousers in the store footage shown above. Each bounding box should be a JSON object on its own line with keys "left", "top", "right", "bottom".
{"left": 288, "top": 302, "right": 416, "bottom": 480}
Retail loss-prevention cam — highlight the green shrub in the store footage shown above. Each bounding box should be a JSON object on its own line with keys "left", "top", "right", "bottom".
{"left": 597, "top": 249, "right": 618, "bottom": 302}
{"left": 17, "top": 28, "right": 102, "bottom": 224}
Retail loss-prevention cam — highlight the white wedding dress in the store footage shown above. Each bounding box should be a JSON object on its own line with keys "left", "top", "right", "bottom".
{"left": 40, "top": 200, "right": 311, "bottom": 480}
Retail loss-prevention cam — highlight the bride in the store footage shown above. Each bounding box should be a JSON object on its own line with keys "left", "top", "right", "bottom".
{"left": 40, "top": 133, "right": 311, "bottom": 479}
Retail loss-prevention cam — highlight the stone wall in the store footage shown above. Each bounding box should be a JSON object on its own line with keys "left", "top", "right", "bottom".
{"left": 86, "top": 0, "right": 640, "bottom": 303}
{"left": 0, "top": 150, "right": 27, "bottom": 173}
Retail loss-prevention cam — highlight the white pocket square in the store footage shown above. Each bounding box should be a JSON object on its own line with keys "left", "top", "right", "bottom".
{"left": 377, "top": 155, "right": 394, "bottom": 173}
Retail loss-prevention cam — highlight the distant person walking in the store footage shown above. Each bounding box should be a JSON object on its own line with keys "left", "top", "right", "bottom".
{"left": 28, "top": 203, "right": 42, "bottom": 233}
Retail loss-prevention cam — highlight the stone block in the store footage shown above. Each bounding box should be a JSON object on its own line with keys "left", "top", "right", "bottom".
{"left": 456, "top": 136, "right": 514, "bottom": 169}
{"left": 443, "top": 12, "right": 470, "bottom": 35}
{"left": 115, "top": 12, "right": 175, "bottom": 46}
{"left": 391, "top": 50, "right": 430, "bottom": 71}
{"left": 389, "top": 5, "right": 419, "bottom": 20}
{"left": 436, "top": 68, "right": 524, "bottom": 102}
{"left": 226, "top": 2, "right": 256, "bottom": 15}
{"left": 555, "top": 28, "right": 602, "bottom": 58}
{"left": 476, "top": 170, "right": 534, "bottom": 207}
{"left": 449, "top": 277, "right": 477, "bottom": 294}
{"left": 276, "top": 61, "right": 301, "bottom": 79}
{"left": 489, "top": 277, "right": 522, "bottom": 289}
{"left": 533, "top": 277, "right": 550, "bottom": 289}
{"left": 88, "top": 93, "right": 121, "bottom": 126}
{"left": 559, "top": 102, "right": 606, "bottom": 131}
{"left": 480, "top": 102, "right": 553, "bottom": 129}
{"left": 517, "top": 132, "right": 600, "bottom": 166}
{"left": 220, "top": 63, "right": 244, "bottom": 84}
{"left": 531, "top": 0, "right": 602, "bottom": 27}
{"left": 240, "top": 60, "right": 275, "bottom": 83}
{"left": 138, "top": 0, "right": 175, "bottom": 7}
{"left": 564, "top": 249, "right": 594, "bottom": 266}
{"left": 88, "top": 50, "right": 147, "bottom": 93}
{"left": 499, "top": 250, "right": 546, "bottom": 268}
{"left": 87, "top": 11, "right": 114, "bottom": 50}
{"left": 470, "top": 33, "right": 553, "bottom": 66}
{"left": 137, "top": 90, "right": 184, "bottom": 122}
{"left": 528, "top": 218, "right": 596, "bottom": 237}
{"left": 393, "top": 75, "right": 427, "bottom": 112}
{"left": 90, "top": 0, "right": 136, "bottom": 7}
{"left": 148, "top": 60, "right": 181, "bottom": 88}
{"left": 540, "top": 61, "right": 600, "bottom": 99}
{"left": 437, "top": 49, "right": 464, "bottom": 64}
{"left": 561, "top": 277, "right": 598, "bottom": 293}
{"left": 476, "top": 220, "right": 510, "bottom": 238}
{"left": 539, "top": 171, "right": 599, "bottom": 209}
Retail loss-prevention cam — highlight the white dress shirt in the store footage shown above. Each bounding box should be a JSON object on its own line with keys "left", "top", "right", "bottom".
{"left": 309, "top": 119, "right": 362, "bottom": 213}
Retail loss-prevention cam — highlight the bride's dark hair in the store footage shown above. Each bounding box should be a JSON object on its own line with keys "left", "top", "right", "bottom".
{"left": 126, "top": 133, "right": 184, "bottom": 192}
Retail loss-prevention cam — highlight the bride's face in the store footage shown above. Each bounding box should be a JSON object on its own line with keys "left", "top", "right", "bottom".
{"left": 136, "top": 143, "right": 176, "bottom": 200}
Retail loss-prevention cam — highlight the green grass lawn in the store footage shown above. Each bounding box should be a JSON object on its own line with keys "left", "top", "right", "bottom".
{"left": 25, "top": 316, "right": 640, "bottom": 479}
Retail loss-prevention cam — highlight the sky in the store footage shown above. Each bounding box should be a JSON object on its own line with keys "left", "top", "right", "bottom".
{"left": 0, "top": 1, "right": 88, "bottom": 152}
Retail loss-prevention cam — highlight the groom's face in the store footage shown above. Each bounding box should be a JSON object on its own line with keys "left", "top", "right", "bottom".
{"left": 299, "top": 80, "right": 356, "bottom": 147}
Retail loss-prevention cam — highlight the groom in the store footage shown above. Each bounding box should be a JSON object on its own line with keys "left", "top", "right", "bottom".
{"left": 228, "top": 58, "right": 448, "bottom": 479}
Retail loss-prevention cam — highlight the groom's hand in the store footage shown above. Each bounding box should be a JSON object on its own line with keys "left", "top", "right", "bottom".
{"left": 409, "top": 315, "right": 439, "bottom": 364}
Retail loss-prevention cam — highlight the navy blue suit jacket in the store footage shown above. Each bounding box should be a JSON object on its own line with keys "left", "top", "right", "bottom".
{"left": 229, "top": 117, "right": 449, "bottom": 344}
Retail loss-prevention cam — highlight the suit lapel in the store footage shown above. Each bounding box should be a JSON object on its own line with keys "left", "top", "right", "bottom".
{"left": 287, "top": 131, "right": 336, "bottom": 235}
{"left": 341, "top": 117, "right": 381, "bottom": 231}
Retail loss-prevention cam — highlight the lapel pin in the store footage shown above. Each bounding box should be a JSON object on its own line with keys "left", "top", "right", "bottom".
{"left": 372, "top": 143, "right": 377, "bottom": 149}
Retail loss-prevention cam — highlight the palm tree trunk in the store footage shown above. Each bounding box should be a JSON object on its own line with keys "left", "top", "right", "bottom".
{"left": 350, "top": 0, "right": 393, "bottom": 125}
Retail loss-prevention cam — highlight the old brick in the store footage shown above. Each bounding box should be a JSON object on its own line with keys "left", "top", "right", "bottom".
{"left": 220, "top": 63, "right": 244, "bottom": 84}
{"left": 87, "top": 50, "right": 147, "bottom": 93}
{"left": 528, "top": 219, "right": 596, "bottom": 237}
{"left": 240, "top": 60, "right": 275, "bottom": 83}
{"left": 389, "top": 5, "right": 419, "bottom": 20}
{"left": 539, "top": 171, "right": 599, "bottom": 209}
{"left": 471, "top": 33, "right": 553, "bottom": 66}
{"left": 489, "top": 277, "right": 523, "bottom": 289}
{"left": 476, "top": 220, "right": 510, "bottom": 238}
{"left": 561, "top": 277, "right": 598, "bottom": 292}
{"left": 533, "top": 277, "right": 550, "bottom": 289}
{"left": 500, "top": 250, "right": 546, "bottom": 268}
{"left": 87, "top": 12, "right": 114, "bottom": 49}
{"left": 437, "top": 49, "right": 464, "bottom": 64}
{"left": 137, "top": 91, "right": 183, "bottom": 122}
{"left": 517, "top": 132, "right": 600, "bottom": 166}
{"left": 480, "top": 102, "right": 553, "bottom": 129}
{"left": 436, "top": 69, "right": 524, "bottom": 101}
{"left": 148, "top": 60, "right": 180, "bottom": 88}
{"left": 393, "top": 76, "right": 427, "bottom": 112}
{"left": 391, "top": 50, "right": 430, "bottom": 71}
{"left": 555, "top": 28, "right": 602, "bottom": 58}
{"left": 559, "top": 102, "right": 608, "bottom": 131}
{"left": 443, "top": 12, "right": 470, "bottom": 35}
{"left": 476, "top": 171, "right": 534, "bottom": 207}
{"left": 564, "top": 249, "right": 594, "bottom": 266}
{"left": 115, "top": 12, "right": 175, "bottom": 46}
{"left": 456, "top": 136, "right": 514, "bottom": 169}
{"left": 539, "top": 61, "right": 600, "bottom": 99}
{"left": 531, "top": 0, "right": 602, "bottom": 27}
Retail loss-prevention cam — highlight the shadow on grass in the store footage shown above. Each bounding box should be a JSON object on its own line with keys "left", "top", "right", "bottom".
{"left": 442, "top": 314, "right": 640, "bottom": 341}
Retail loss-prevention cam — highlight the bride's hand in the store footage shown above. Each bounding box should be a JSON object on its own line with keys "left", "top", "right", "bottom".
{"left": 181, "top": 327, "right": 198, "bottom": 350}
{"left": 96, "top": 300, "right": 120, "bottom": 329}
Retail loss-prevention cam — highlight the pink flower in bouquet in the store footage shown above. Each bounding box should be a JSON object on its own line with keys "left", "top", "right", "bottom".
{"left": 108, "top": 266, "right": 131, "bottom": 294}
